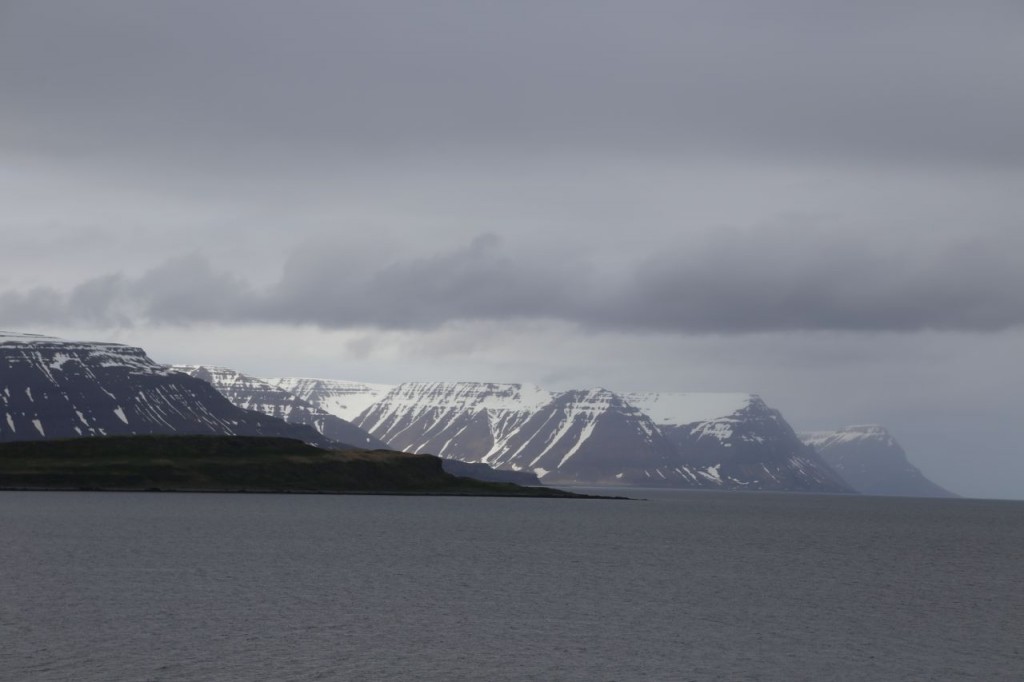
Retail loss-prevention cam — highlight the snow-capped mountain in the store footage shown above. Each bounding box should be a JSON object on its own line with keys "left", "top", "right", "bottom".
{"left": 281, "top": 378, "right": 850, "bottom": 491}
{"left": 174, "top": 365, "right": 388, "bottom": 449}
{"left": 626, "top": 392, "right": 851, "bottom": 492}
{"left": 801, "top": 425, "right": 955, "bottom": 497}
{"left": 0, "top": 332, "right": 336, "bottom": 447}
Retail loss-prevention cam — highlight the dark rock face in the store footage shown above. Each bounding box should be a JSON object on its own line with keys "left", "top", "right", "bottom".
{"left": 801, "top": 426, "right": 956, "bottom": 498}
{"left": 0, "top": 333, "right": 334, "bottom": 448}
{"left": 175, "top": 365, "right": 387, "bottom": 450}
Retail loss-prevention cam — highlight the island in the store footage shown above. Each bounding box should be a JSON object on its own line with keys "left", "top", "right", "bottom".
{"left": 0, "top": 435, "right": 615, "bottom": 498}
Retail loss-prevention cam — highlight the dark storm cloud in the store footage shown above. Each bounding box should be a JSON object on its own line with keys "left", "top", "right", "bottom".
{"left": 2, "top": 1, "right": 1023, "bottom": 169}
{"left": 4, "top": 228, "right": 1023, "bottom": 334}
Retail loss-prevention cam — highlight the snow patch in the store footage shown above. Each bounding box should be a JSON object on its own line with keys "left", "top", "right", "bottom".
{"left": 699, "top": 464, "right": 723, "bottom": 483}
{"left": 48, "top": 353, "right": 72, "bottom": 370}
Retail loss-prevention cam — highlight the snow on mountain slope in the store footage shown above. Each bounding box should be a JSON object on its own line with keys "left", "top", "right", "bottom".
{"left": 175, "top": 365, "right": 387, "bottom": 449}
{"left": 0, "top": 332, "right": 333, "bottom": 446}
{"left": 493, "top": 388, "right": 694, "bottom": 485}
{"left": 265, "top": 377, "right": 394, "bottom": 422}
{"left": 629, "top": 393, "right": 851, "bottom": 492}
{"left": 801, "top": 425, "right": 955, "bottom": 497}
{"left": 354, "top": 381, "right": 551, "bottom": 461}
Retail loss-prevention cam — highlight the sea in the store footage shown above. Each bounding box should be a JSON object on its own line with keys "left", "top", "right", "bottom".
{"left": 2, "top": 489, "right": 1022, "bottom": 681}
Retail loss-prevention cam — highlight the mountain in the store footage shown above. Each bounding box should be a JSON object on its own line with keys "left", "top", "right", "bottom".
{"left": 281, "top": 379, "right": 850, "bottom": 491}
{"left": 174, "top": 365, "right": 388, "bottom": 449}
{"left": 626, "top": 393, "right": 852, "bottom": 493}
{"left": 801, "top": 425, "right": 955, "bottom": 498}
{"left": 0, "top": 332, "right": 338, "bottom": 448}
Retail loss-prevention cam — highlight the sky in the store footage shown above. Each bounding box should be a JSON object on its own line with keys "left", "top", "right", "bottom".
{"left": 2, "top": 1, "right": 1022, "bottom": 498}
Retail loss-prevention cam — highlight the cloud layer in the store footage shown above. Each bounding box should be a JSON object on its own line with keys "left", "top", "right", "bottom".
{"left": 3, "top": 1, "right": 1023, "bottom": 172}
{"left": 4, "top": 226, "right": 1022, "bottom": 334}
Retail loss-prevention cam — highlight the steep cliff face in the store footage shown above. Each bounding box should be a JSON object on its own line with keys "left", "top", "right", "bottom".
{"left": 175, "top": 365, "right": 387, "bottom": 449}
{"left": 801, "top": 426, "right": 955, "bottom": 497}
{"left": 0, "top": 332, "right": 332, "bottom": 447}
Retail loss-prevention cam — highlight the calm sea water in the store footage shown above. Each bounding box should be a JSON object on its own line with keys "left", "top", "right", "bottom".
{"left": 2, "top": 489, "right": 1022, "bottom": 681}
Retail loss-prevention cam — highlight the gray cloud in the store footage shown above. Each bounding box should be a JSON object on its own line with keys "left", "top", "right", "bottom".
{"left": 4, "top": 227, "right": 1023, "bottom": 334}
{"left": 2, "top": 1, "right": 1023, "bottom": 173}
{"left": 262, "top": 234, "right": 567, "bottom": 327}
{"left": 135, "top": 255, "right": 257, "bottom": 323}
{"left": 0, "top": 275, "right": 131, "bottom": 328}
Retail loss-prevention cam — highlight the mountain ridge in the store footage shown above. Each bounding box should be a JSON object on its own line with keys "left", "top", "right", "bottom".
{"left": 265, "top": 377, "right": 851, "bottom": 492}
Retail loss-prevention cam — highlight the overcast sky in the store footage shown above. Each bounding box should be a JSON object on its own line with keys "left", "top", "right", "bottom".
{"left": 2, "top": 1, "right": 1022, "bottom": 498}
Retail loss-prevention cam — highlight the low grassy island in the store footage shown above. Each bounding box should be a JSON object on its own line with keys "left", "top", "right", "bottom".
{"left": 0, "top": 435, "right": 614, "bottom": 498}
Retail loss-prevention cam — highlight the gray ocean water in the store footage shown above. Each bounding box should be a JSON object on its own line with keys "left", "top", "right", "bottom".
{"left": 2, "top": 489, "right": 1022, "bottom": 681}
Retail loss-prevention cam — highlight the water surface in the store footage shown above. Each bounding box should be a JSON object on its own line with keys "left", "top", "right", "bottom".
{"left": 2, "top": 490, "right": 1022, "bottom": 680}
